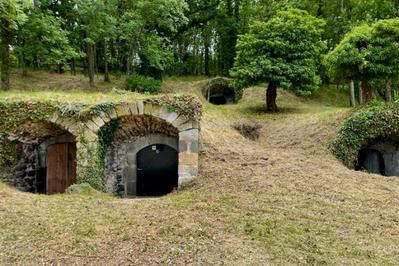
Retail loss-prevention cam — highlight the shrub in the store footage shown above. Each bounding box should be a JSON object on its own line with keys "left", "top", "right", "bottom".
{"left": 331, "top": 101, "right": 399, "bottom": 167}
{"left": 125, "top": 74, "right": 161, "bottom": 94}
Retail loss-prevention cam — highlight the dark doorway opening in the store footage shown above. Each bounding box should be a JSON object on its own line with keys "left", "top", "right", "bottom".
{"left": 203, "top": 78, "right": 235, "bottom": 105}
{"left": 44, "top": 143, "right": 77, "bottom": 194}
{"left": 207, "top": 89, "right": 235, "bottom": 105}
{"left": 357, "top": 148, "right": 386, "bottom": 175}
{"left": 137, "top": 144, "right": 178, "bottom": 196}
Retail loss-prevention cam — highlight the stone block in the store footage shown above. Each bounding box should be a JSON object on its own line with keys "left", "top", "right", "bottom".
{"left": 152, "top": 107, "right": 179, "bottom": 123}
{"left": 83, "top": 129, "right": 98, "bottom": 142}
{"left": 92, "top": 116, "right": 106, "bottom": 128}
{"left": 179, "top": 140, "right": 188, "bottom": 152}
{"left": 50, "top": 112, "right": 59, "bottom": 123}
{"left": 116, "top": 104, "right": 131, "bottom": 117}
{"left": 85, "top": 120, "right": 100, "bottom": 133}
{"left": 137, "top": 100, "right": 144, "bottom": 115}
{"left": 190, "top": 140, "right": 199, "bottom": 153}
{"left": 107, "top": 109, "right": 118, "bottom": 119}
{"left": 179, "top": 129, "right": 199, "bottom": 141}
{"left": 128, "top": 102, "right": 138, "bottom": 115}
{"left": 177, "top": 121, "right": 196, "bottom": 132}
{"left": 179, "top": 153, "right": 198, "bottom": 166}
{"left": 144, "top": 104, "right": 157, "bottom": 115}
{"left": 173, "top": 116, "right": 189, "bottom": 128}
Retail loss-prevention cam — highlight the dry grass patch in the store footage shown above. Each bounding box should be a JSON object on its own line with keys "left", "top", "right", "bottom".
{"left": 1, "top": 73, "right": 399, "bottom": 264}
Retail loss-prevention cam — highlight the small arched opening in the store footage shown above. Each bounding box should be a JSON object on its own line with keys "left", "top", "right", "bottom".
{"left": 203, "top": 78, "right": 235, "bottom": 105}
{"left": 101, "top": 115, "right": 180, "bottom": 197}
{"left": 136, "top": 144, "right": 178, "bottom": 196}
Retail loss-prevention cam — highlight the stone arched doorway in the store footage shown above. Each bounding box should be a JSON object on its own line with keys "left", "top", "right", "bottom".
{"left": 136, "top": 144, "right": 178, "bottom": 196}
{"left": 6, "top": 121, "right": 77, "bottom": 194}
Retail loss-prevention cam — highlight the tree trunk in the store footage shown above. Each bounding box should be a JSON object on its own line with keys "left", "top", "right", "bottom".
{"left": 358, "top": 81, "right": 363, "bottom": 104}
{"left": 266, "top": 81, "right": 278, "bottom": 112}
{"left": 0, "top": 19, "right": 11, "bottom": 90}
{"left": 87, "top": 43, "right": 95, "bottom": 86}
{"left": 126, "top": 48, "right": 132, "bottom": 75}
{"left": 104, "top": 40, "right": 110, "bottom": 82}
{"left": 385, "top": 79, "right": 392, "bottom": 103}
{"left": 350, "top": 80, "right": 356, "bottom": 107}
{"left": 94, "top": 43, "right": 98, "bottom": 75}
{"left": 361, "top": 80, "right": 373, "bottom": 103}
{"left": 71, "top": 58, "right": 76, "bottom": 76}
{"left": 204, "top": 39, "right": 210, "bottom": 77}
{"left": 21, "top": 53, "right": 28, "bottom": 77}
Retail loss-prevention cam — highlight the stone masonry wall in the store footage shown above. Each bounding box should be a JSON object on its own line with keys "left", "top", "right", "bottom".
{"left": 3, "top": 99, "right": 200, "bottom": 194}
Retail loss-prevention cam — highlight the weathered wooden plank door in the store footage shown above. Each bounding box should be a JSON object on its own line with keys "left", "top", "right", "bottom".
{"left": 46, "top": 143, "right": 76, "bottom": 194}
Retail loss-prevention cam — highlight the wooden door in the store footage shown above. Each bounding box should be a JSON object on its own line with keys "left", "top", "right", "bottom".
{"left": 46, "top": 143, "right": 76, "bottom": 194}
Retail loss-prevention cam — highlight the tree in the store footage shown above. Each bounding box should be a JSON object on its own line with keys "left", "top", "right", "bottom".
{"left": 16, "top": 12, "right": 80, "bottom": 75}
{"left": 325, "top": 18, "right": 399, "bottom": 103}
{"left": 0, "top": 0, "right": 31, "bottom": 90}
{"left": 324, "top": 25, "right": 373, "bottom": 102}
{"left": 231, "top": 9, "right": 325, "bottom": 111}
{"left": 118, "top": 0, "right": 187, "bottom": 78}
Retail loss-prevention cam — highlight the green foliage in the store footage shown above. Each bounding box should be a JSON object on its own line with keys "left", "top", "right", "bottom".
{"left": 98, "top": 119, "right": 119, "bottom": 170}
{"left": 331, "top": 101, "right": 399, "bottom": 167}
{"left": 16, "top": 12, "right": 81, "bottom": 67}
{"left": 324, "top": 24, "right": 372, "bottom": 82}
{"left": 325, "top": 18, "right": 399, "bottom": 85}
{"left": 146, "top": 95, "right": 202, "bottom": 121}
{"left": 231, "top": 9, "right": 326, "bottom": 96}
{"left": 125, "top": 75, "right": 161, "bottom": 94}
{"left": 203, "top": 77, "right": 242, "bottom": 102}
{"left": 0, "top": 0, "right": 31, "bottom": 29}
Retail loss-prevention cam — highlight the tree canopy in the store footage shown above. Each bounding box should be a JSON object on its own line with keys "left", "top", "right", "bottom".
{"left": 231, "top": 9, "right": 325, "bottom": 111}
{"left": 325, "top": 18, "right": 399, "bottom": 103}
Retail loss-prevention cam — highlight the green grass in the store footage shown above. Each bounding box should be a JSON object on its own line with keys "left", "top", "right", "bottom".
{"left": 1, "top": 72, "right": 398, "bottom": 264}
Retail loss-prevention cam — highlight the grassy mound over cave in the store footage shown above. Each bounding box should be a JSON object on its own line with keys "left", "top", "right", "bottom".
{"left": 331, "top": 102, "right": 399, "bottom": 168}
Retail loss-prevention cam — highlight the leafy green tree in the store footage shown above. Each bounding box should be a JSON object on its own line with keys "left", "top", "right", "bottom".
{"left": 16, "top": 12, "right": 80, "bottom": 75}
{"left": 231, "top": 9, "right": 325, "bottom": 111}
{"left": 76, "top": 0, "right": 118, "bottom": 85}
{"left": 325, "top": 19, "right": 399, "bottom": 103}
{"left": 118, "top": 0, "right": 187, "bottom": 78}
{"left": 0, "top": 0, "right": 31, "bottom": 90}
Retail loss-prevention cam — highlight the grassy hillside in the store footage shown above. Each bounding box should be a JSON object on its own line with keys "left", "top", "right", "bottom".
{"left": 1, "top": 72, "right": 398, "bottom": 264}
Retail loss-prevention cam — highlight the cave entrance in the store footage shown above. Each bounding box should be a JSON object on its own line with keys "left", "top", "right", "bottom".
{"left": 357, "top": 149, "right": 386, "bottom": 176}
{"left": 206, "top": 88, "right": 235, "bottom": 105}
{"left": 203, "top": 78, "right": 235, "bottom": 105}
{"left": 136, "top": 144, "right": 178, "bottom": 196}
{"left": 42, "top": 143, "right": 77, "bottom": 194}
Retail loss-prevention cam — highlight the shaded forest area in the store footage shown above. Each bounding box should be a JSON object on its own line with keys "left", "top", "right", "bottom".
{"left": 1, "top": 0, "right": 399, "bottom": 108}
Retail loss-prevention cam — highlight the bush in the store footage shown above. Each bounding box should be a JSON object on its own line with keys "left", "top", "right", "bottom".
{"left": 125, "top": 74, "right": 161, "bottom": 94}
{"left": 331, "top": 102, "right": 399, "bottom": 168}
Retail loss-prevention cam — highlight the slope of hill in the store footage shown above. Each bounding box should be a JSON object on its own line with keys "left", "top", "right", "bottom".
{"left": 1, "top": 72, "right": 398, "bottom": 264}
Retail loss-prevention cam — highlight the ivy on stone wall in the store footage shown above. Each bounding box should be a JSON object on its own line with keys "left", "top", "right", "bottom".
{"left": 146, "top": 95, "right": 202, "bottom": 121}
{"left": 331, "top": 102, "right": 399, "bottom": 168}
{"left": 0, "top": 94, "right": 202, "bottom": 191}
{"left": 98, "top": 119, "right": 120, "bottom": 169}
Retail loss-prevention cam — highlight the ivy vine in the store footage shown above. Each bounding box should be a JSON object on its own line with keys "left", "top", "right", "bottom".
{"left": 331, "top": 101, "right": 399, "bottom": 168}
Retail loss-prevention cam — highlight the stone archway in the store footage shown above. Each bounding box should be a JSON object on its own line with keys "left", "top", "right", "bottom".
{"left": 5, "top": 121, "right": 78, "bottom": 194}
{"left": 92, "top": 101, "right": 199, "bottom": 197}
